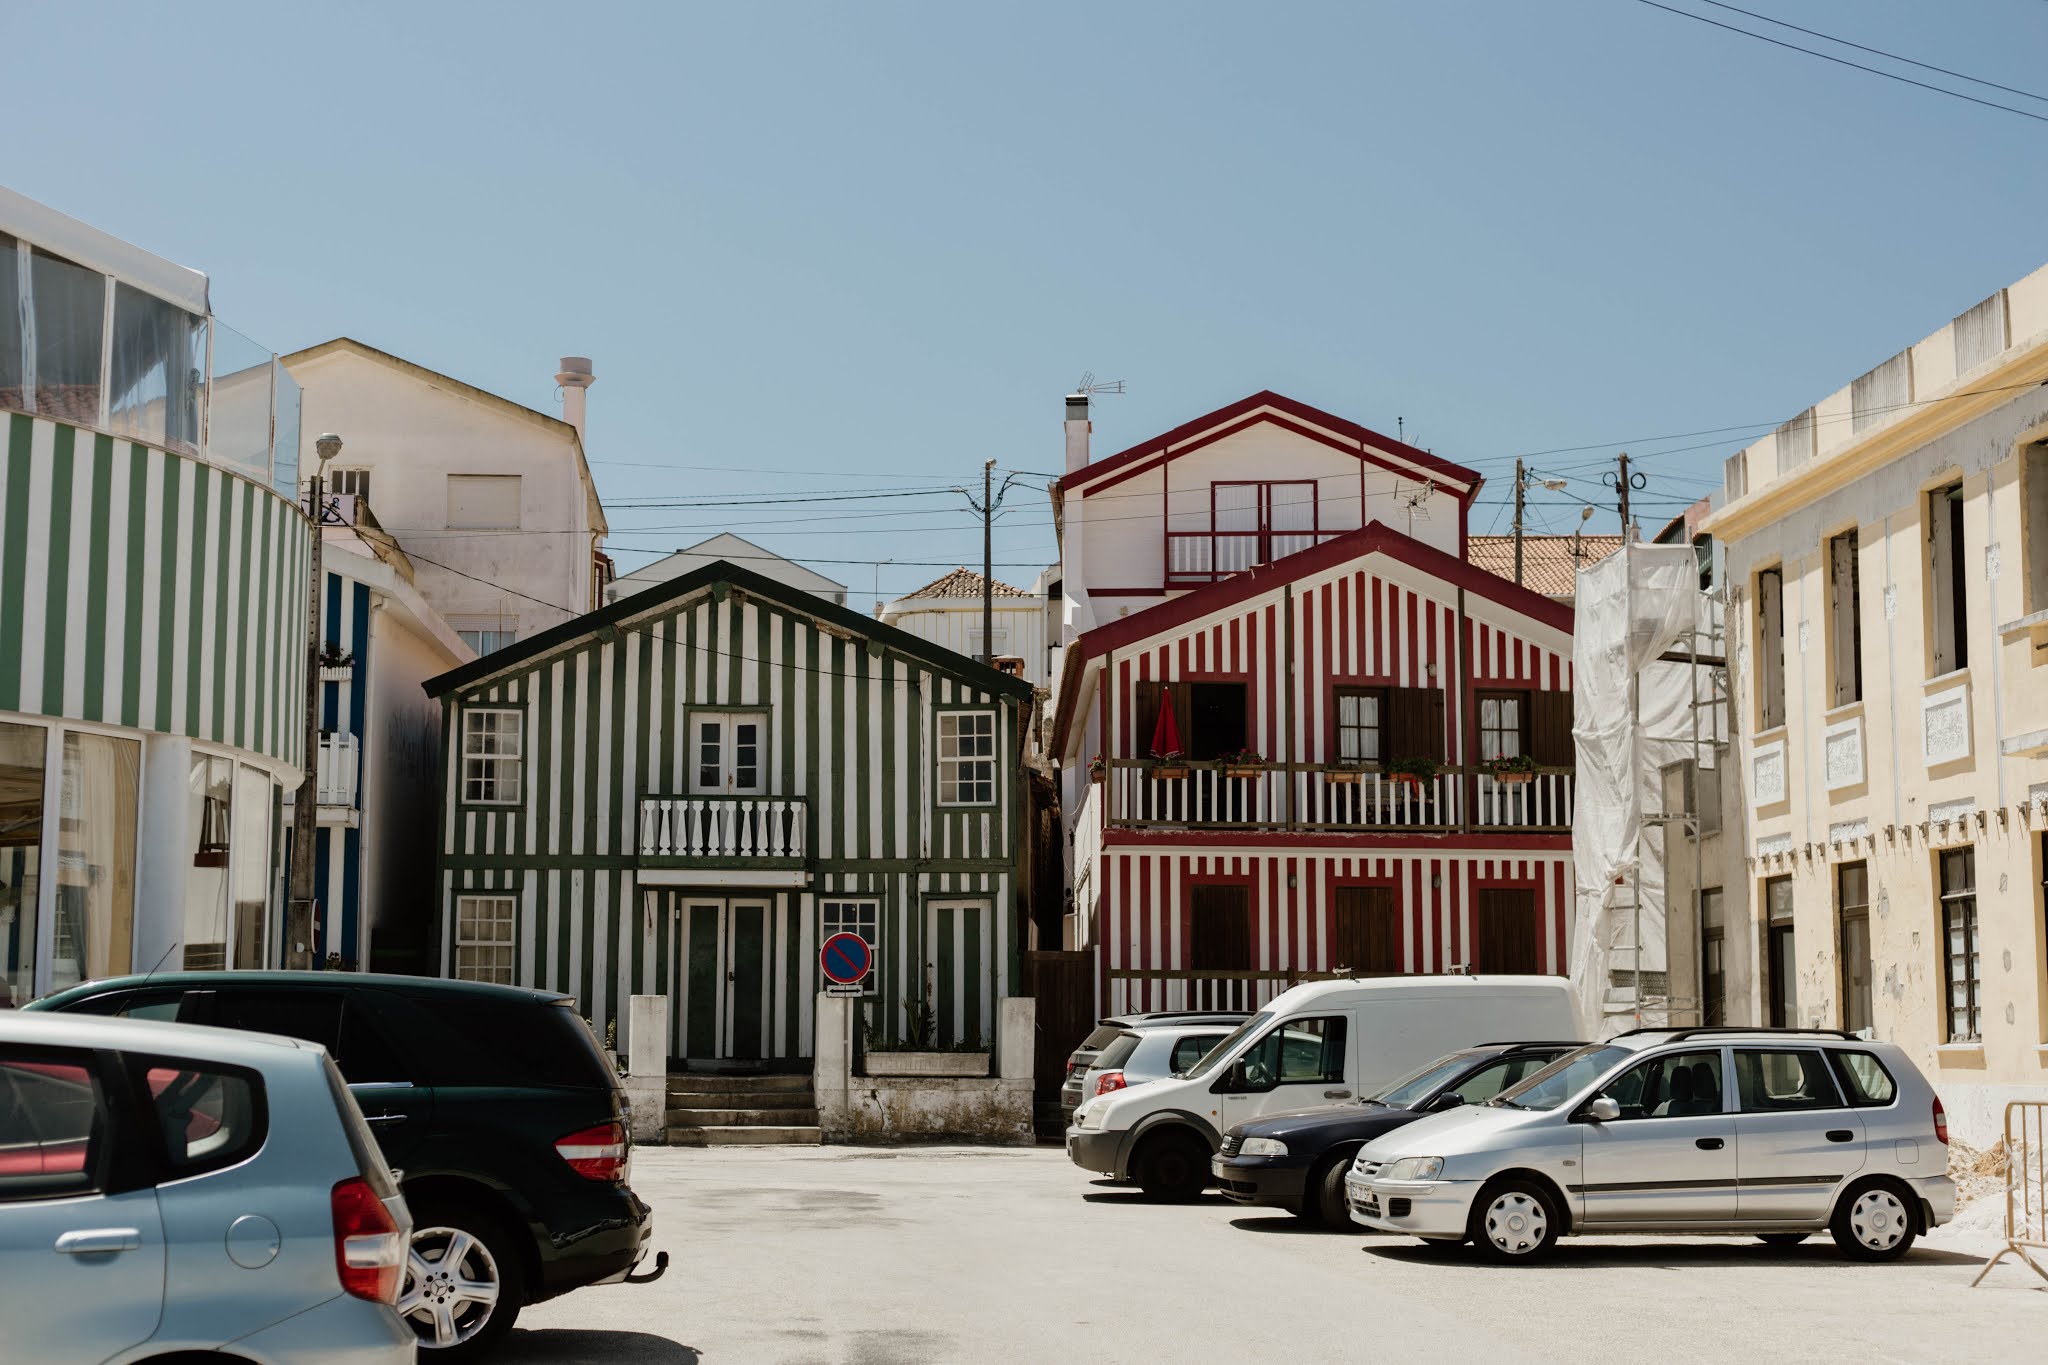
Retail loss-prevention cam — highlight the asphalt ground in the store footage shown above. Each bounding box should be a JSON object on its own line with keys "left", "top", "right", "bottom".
{"left": 511, "top": 1145, "right": 2045, "bottom": 1364}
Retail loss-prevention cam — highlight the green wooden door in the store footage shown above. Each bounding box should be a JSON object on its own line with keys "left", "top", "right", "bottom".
{"left": 727, "top": 901, "right": 767, "bottom": 1061}
{"left": 685, "top": 901, "right": 723, "bottom": 1058}
{"left": 681, "top": 897, "right": 769, "bottom": 1060}
{"left": 925, "top": 900, "right": 994, "bottom": 1050}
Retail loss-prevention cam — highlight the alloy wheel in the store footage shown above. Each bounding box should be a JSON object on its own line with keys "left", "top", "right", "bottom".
{"left": 1849, "top": 1189, "right": 1909, "bottom": 1253}
{"left": 1483, "top": 1191, "right": 1548, "bottom": 1256}
{"left": 398, "top": 1225, "right": 503, "bottom": 1349}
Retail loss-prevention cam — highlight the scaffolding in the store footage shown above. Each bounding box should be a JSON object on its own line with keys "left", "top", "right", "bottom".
{"left": 1568, "top": 541, "right": 1726, "bottom": 1037}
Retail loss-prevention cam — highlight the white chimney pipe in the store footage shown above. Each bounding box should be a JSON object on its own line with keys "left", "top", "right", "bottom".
{"left": 1064, "top": 391, "right": 1090, "bottom": 474}
{"left": 556, "top": 356, "right": 595, "bottom": 442}
{"left": 1060, "top": 391, "right": 1095, "bottom": 648}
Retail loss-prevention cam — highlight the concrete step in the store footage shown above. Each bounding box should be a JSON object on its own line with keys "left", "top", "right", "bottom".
{"left": 667, "top": 1073, "right": 813, "bottom": 1095}
{"left": 665, "top": 1125, "right": 823, "bottom": 1147}
{"left": 666, "top": 1107, "right": 821, "bottom": 1128}
{"left": 666, "top": 1089, "right": 816, "bottom": 1111}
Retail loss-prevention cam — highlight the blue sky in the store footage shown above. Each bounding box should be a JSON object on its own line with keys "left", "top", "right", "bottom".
{"left": 9, "top": 1, "right": 2048, "bottom": 603}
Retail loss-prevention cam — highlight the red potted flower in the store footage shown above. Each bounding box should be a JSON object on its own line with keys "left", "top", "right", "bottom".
{"left": 1484, "top": 753, "right": 1539, "bottom": 786}
{"left": 1221, "top": 748, "right": 1265, "bottom": 780}
{"left": 1385, "top": 755, "right": 1441, "bottom": 791}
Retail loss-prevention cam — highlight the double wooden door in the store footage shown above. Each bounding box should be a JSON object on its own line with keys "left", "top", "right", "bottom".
{"left": 681, "top": 897, "right": 770, "bottom": 1059}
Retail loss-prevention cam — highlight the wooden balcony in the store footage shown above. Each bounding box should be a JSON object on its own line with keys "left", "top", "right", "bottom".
{"left": 1097, "top": 759, "right": 1573, "bottom": 834}
{"left": 638, "top": 795, "right": 810, "bottom": 867}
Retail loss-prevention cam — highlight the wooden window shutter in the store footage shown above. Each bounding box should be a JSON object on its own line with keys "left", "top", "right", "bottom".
{"left": 1475, "top": 888, "right": 1542, "bottom": 974}
{"left": 1529, "top": 691, "right": 1575, "bottom": 767}
{"left": 1332, "top": 886, "right": 1399, "bottom": 974}
{"left": 1131, "top": 680, "right": 1191, "bottom": 758}
{"left": 1189, "top": 885, "right": 1252, "bottom": 971}
{"left": 1387, "top": 687, "right": 1446, "bottom": 762}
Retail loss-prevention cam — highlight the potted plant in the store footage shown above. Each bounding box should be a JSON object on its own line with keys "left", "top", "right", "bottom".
{"left": 1220, "top": 748, "right": 1265, "bottom": 780}
{"left": 317, "top": 641, "right": 354, "bottom": 679}
{"left": 1087, "top": 753, "right": 1105, "bottom": 784}
{"left": 1385, "top": 755, "right": 1441, "bottom": 790}
{"left": 1326, "top": 762, "right": 1363, "bottom": 785}
{"left": 1148, "top": 748, "right": 1188, "bottom": 782}
{"left": 1483, "top": 753, "right": 1540, "bottom": 785}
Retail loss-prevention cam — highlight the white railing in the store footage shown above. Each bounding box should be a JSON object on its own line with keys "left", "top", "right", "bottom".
{"left": 1073, "top": 780, "right": 1104, "bottom": 947}
{"left": 1101, "top": 761, "right": 1573, "bottom": 832}
{"left": 639, "top": 796, "right": 809, "bottom": 860}
{"left": 316, "top": 732, "right": 358, "bottom": 807}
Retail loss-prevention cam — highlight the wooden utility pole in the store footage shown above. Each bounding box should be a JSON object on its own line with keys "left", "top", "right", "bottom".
{"left": 981, "top": 459, "right": 995, "bottom": 662}
{"left": 1512, "top": 458, "right": 1526, "bottom": 587}
{"left": 289, "top": 433, "right": 341, "bottom": 969}
{"left": 1616, "top": 450, "right": 1633, "bottom": 538}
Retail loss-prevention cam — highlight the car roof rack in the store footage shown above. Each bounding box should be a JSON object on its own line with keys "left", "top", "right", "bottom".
{"left": 1474, "top": 1040, "right": 1588, "bottom": 1050}
{"left": 1611, "top": 1026, "right": 1860, "bottom": 1042}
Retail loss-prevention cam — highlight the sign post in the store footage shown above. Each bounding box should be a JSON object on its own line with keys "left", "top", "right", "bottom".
{"left": 820, "top": 932, "right": 872, "bottom": 997}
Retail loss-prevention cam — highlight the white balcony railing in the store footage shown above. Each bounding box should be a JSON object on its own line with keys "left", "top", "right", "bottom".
{"left": 1099, "top": 761, "right": 1573, "bottom": 833}
{"left": 639, "top": 796, "right": 809, "bottom": 861}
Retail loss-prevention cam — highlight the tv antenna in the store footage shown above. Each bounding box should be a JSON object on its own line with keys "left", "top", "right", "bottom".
{"left": 1075, "top": 371, "right": 1125, "bottom": 397}
{"left": 1397, "top": 478, "right": 1436, "bottom": 537}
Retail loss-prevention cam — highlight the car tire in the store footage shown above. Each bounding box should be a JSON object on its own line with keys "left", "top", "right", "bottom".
{"left": 399, "top": 1199, "right": 527, "bottom": 1360}
{"left": 1306, "top": 1157, "right": 1353, "bottom": 1228}
{"left": 1829, "top": 1179, "right": 1919, "bottom": 1262}
{"left": 1467, "top": 1177, "right": 1562, "bottom": 1263}
{"left": 1134, "top": 1129, "right": 1209, "bottom": 1202}
{"left": 1757, "top": 1233, "right": 1809, "bottom": 1248}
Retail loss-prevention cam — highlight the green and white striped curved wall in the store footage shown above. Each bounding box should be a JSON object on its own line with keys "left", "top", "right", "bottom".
{"left": 0, "top": 413, "right": 310, "bottom": 768}
{"left": 440, "top": 580, "right": 1024, "bottom": 1058}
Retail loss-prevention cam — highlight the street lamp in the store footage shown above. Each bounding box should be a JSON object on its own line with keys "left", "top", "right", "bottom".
{"left": 287, "top": 433, "right": 342, "bottom": 970}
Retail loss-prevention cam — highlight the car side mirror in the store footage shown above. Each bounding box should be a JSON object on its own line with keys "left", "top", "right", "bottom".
{"left": 1427, "top": 1090, "right": 1466, "bottom": 1112}
{"left": 1582, "top": 1096, "right": 1621, "bottom": 1123}
{"left": 1224, "top": 1060, "right": 1250, "bottom": 1092}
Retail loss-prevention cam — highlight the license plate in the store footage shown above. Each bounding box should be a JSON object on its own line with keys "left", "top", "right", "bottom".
{"left": 1359, "top": 1195, "right": 1381, "bottom": 1218}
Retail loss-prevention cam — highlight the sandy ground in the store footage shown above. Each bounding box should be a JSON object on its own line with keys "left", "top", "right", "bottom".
{"left": 509, "top": 1145, "right": 2047, "bottom": 1365}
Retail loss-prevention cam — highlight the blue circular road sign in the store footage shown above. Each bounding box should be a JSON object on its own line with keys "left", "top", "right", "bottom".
{"left": 821, "top": 932, "right": 872, "bottom": 986}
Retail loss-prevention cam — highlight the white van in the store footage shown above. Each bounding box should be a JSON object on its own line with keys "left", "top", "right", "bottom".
{"left": 1065, "top": 975, "right": 1577, "bottom": 1200}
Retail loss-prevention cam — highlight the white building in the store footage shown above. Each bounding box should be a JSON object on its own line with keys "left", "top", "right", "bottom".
{"left": 284, "top": 340, "right": 610, "bottom": 655}
{"left": 879, "top": 566, "right": 1053, "bottom": 688}
{"left": 607, "top": 533, "right": 846, "bottom": 607}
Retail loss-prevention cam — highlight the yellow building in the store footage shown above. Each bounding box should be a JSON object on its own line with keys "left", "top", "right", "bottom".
{"left": 1702, "top": 264, "right": 2048, "bottom": 1145}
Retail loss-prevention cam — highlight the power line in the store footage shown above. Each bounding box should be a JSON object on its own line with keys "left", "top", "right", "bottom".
{"left": 1631, "top": 0, "right": 2048, "bottom": 125}
{"left": 1692, "top": 0, "right": 2048, "bottom": 105}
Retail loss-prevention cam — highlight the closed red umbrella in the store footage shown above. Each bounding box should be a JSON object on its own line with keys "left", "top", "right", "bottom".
{"left": 1149, "top": 694, "right": 1183, "bottom": 759}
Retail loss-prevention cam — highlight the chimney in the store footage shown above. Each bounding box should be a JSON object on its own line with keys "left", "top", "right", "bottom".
{"left": 556, "top": 356, "right": 595, "bottom": 442}
{"left": 1064, "top": 391, "right": 1090, "bottom": 474}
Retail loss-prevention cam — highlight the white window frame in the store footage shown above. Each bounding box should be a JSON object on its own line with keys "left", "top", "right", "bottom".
{"left": 688, "top": 711, "right": 767, "bottom": 796}
{"left": 454, "top": 894, "right": 517, "bottom": 984}
{"left": 461, "top": 709, "right": 524, "bottom": 805}
{"left": 819, "top": 898, "right": 881, "bottom": 997}
{"left": 936, "top": 709, "right": 997, "bottom": 807}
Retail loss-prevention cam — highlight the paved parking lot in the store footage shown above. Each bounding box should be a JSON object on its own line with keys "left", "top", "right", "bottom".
{"left": 514, "top": 1146, "right": 2044, "bottom": 1364}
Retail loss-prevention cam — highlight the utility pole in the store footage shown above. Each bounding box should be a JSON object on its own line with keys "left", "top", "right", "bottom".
{"left": 289, "top": 432, "right": 342, "bottom": 970}
{"left": 1616, "top": 450, "right": 1633, "bottom": 538}
{"left": 1512, "top": 458, "right": 1527, "bottom": 587}
{"left": 981, "top": 458, "right": 995, "bottom": 663}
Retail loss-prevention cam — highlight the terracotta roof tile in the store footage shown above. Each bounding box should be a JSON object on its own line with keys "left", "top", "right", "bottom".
{"left": 1465, "top": 534, "right": 1624, "bottom": 598}
{"left": 901, "top": 567, "right": 1028, "bottom": 600}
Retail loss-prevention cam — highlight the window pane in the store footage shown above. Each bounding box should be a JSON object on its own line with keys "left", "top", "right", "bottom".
{"left": 107, "top": 282, "right": 204, "bottom": 454}
{"left": 232, "top": 766, "right": 272, "bottom": 969}
{"left": 50, "top": 733, "right": 139, "bottom": 991}
{"left": 0, "top": 722, "right": 48, "bottom": 1009}
{"left": 143, "top": 1061, "right": 263, "bottom": 1174}
{"left": 28, "top": 248, "right": 104, "bottom": 427}
{"left": 0, "top": 1053, "right": 105, "bottom": 1201}
{"left": 1603, "top": 1049, "right": 1723, "bottom": 1119}
{"left": 0, "top": 234, "right": 22, "bottom": 412}
{"left": 206, "top": 320, "right": 275, "bottom": 480}
{"left": 183, "top": 756, "right": 233, "bottom": 969}
{"left": 1832, "top": 1051, "right": 1897, "bottom": 1106}
{"left": 1736, "top": 1049, "right": 1843, "bottom": 1111}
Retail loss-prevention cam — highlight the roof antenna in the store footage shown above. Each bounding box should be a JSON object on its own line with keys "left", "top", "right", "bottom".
{"left": 1075, "top": 371, "right": 1125, "bottom": 397}
{"left": 1398, "top": 479, "right": 1436, "bottom": 538}
{"left": 1397, "top": 416, "right": 1404, "bottom": 443}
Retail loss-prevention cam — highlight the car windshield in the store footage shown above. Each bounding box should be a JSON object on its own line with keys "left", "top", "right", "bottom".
{"left": 1369, "top": 1052, "right": 1480, "bottom": 1108}
{"left": 1489, "top": 1043, "right": 1634, "bottom": 1111}
{"left": 1093, "top": 1033, "right": 1141, "bottom": 1070}
{"left": 1178, "top": 1012, "right": 1272, "bottom": 1081}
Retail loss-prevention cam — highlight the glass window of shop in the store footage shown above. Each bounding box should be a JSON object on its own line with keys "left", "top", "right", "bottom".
{"left": 0, "top": 232, "right": 21, "bottom": 412}
{"left": 183, "top": 755, "right": 235, "bottom": 970}
{"left": 26, "top": 246, "right": 107, "bottom": 428}
{"left": 107, "top": 281, "right": 205, "bottom": 454}
{"left": 231, "top": 765, "right": 271, "bottom": 970}
{"left": 49, "top": 733, "right": 139, "bottom": 993}
{"left": 0, "top": 723, "right": 46, "bottom": 1009}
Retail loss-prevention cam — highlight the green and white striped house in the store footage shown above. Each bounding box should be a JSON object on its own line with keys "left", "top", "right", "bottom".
{"left": 425, "top": 559, "right": 1035, "bottom": 1066}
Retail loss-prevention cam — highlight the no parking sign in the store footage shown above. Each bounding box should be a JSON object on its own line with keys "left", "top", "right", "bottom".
{"left": 821, "top": 932, "right": 872, "bottom": 995}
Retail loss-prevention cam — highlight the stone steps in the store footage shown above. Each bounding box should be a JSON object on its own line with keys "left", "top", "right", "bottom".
{"left": 667, "top": 1073, "right": 812, "bottom": 1094}
{"left": 666, "top": 1107, "right": 821, "bottom": 1128}
{"left": 666, "top": 1089, "right": 817, "bottom": 1111}
{"left": 662, "top": 1072, "right": 820, "bottom": 1145}
{"left": 665, "top": 1124, "right": 823, "bottom": 1147}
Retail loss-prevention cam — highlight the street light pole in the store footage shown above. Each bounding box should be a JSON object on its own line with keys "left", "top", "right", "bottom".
{"left": 288, "top": 433, "right": 341, "bottom": 970}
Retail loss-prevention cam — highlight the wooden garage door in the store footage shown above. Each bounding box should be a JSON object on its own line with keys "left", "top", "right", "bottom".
{"left": 1475, "top": 888, "right": 1542, "bottom": 975}
{"left": 1331, "top": 886, "right": 1399, "bottom": 975}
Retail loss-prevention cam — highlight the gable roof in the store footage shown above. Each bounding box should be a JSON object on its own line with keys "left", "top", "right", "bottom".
{"left": 425, "top": 557, "right": 1034, "bottom": 701}
{"left": 614, "top": 533, "right": 848, "bottom": 592}
{"left": 1466, "top": 534, "right": 1624, "bottom": 599}
{"left": 899, "top": 567, "right": 1028, "bottom": 601}
{"left": 283, "top": 336, "right": 608, "bottom": 537}
{"left": 1060, "top": 390, "right": 1483, "bottom": 502}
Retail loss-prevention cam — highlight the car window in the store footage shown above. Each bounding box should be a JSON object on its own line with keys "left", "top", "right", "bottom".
{"left": 1234, "top": 1016, "right": 1346, "bottom": 1090}
{"left": 1094, "top": 1034, "right": 1142, "bottom": 1070}
{"left": 1601, "top": 1049, "right": 1724, "bottom": 1120}
{"left": 1169, "top": 1033, "right": 1228, "bottom": 1073}
{"left": 1448, "top": 1054, "right": 1552, "bottom": 1106}
{"left": 135, "top": 1057, "right": 265, "bottom": 1177}
{"left": 0, "top": 1049, "right": 108, "bottom": 1202}
{"left": 61, "top": 989, "right": 188, "bottom": 1021}
{"left": 1492, "top": 1043, "right": 1633, "bottom": 1111}
{"left": 210, "top": 990, "right": 344, "bottom": 1053}
{"left": 1372, "top": 1053, "right": 1479, "bottom": 1108}
{"left": 1735, "top": 1049, "right": 1843, "bottom": 1112}
{"left": 1180, "top": 1012, "right": 1272, "bottom": 1081}
{"left": 1079, "top": 1024, "right": 1126, "bottom": 1052}
{"left": 1829, "top": 1050, "right": 1898, "bottom": 1107}
{"left": 337, "top": 997, "right": 412, "bottom": 1084}
{"left": 414, "top": 997, "right": 614, "bottom": 1089}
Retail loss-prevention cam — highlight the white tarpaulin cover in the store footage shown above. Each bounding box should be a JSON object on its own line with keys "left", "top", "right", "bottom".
{"left": 1569, "top": 543, "right": 1706, "bottom": 1037}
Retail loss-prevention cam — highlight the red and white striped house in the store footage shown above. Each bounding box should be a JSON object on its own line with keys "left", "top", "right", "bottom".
{"left": 1050, "top": 391, "right": 1577, "bottom": 1014}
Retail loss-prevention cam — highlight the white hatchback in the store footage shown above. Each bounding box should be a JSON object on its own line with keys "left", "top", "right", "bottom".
{"left": 1348, "top": 1027, "right": 1956, "bottom": 1262}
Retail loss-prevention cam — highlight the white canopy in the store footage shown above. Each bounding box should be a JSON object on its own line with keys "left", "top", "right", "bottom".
{"left": 0, "top": 183, "right": 210, "bottom": 316}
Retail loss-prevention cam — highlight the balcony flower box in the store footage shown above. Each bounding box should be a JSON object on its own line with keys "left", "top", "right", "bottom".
{"left": 863, "top": 1051, "right": 990, "bottom": 1078}
{"left": 1483, "top": 754, "right": 1540, "bottom": 786}
{"left": 1148, "top": 751, "right": 1188, "bottom": 782}
{"left": 1385, "top": 756, "right": 1441, "bottom": 791}
{"left": 1325, "top": 769, "right": 1362, "bottom": 786}
{"left": 1220, "top": 749, "right": 1265, "bottom": 781}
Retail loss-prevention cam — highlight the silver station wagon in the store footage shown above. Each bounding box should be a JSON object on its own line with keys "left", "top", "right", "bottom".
{"left": 1347, "top": 1027, "right": 1956, "bottom": 1263}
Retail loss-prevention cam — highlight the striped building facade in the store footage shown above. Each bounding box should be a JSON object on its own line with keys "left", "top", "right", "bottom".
{"left": 427, "top": 560, "right": 1033, "bottom": 1065}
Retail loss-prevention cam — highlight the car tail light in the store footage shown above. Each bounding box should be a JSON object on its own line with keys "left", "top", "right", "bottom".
{"left": 1933, "top": 1096, "right": 1949, "bottom": 1145}
{"left": 331, "top": 1177, "right": 403, "bottom": 1304}
{"left": 557, "top": 1121, "right": 629, "bottom": 1181}
{"left": 1093, "top": 1071, "right": 1127, "bottom": 1098}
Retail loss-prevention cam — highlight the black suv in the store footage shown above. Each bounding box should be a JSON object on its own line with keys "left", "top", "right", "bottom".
{"left": 1211, "top": 1041, "right": 1581, "bottom": 1225}
{"left": 32, "top": 972, "right": 663, "bottom": 1359}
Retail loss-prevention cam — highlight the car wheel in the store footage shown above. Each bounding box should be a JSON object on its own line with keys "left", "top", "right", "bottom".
{"left": 1829, "top": 1180, "right": 1918, "bottom": 1262}
{"left": 1468, "top": 1178, "right": 1561, "bottom": 1263}
{"left": 399, "top": 1201, "right": 526, "bottom": 1359}
{"left": 1134, "top": 1130, "right": 1209, "bottom": 1202}
{"left": 1307, "top": 1157, "right": 1353, "bottom": 1228}
{"left": 1758, "top": 1233, "right": 1809, "bottom": 1248}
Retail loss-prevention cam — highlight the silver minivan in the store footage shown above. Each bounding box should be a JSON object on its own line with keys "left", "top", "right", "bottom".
{"left": 1348, "top": 1026, "right": 1957, "bottom": 1262}
{"left": 0, "top": 1011, "right": 415, "bottom": 1362}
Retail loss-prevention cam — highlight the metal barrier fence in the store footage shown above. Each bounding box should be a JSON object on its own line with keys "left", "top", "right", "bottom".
{"left": 1972, "top": 1100, "right": 2048, "bottom": 1287}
